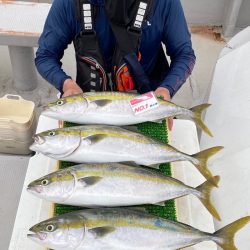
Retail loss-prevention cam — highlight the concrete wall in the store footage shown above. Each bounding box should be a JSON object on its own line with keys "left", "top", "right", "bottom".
{"left": 237, "top": 0, "right": 250, "bottom": 28}
{"left": 16, "top": 0, "right": 250, "bottom": 36}
{"left": 181, "top": 0, "right": 227, "bottom": 25}
{"left": 181, "top": 0, "right": 250, "bottom": 36}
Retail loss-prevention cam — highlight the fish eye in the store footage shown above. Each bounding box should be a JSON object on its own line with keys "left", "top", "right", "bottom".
{"left": 41, "top": 179, "right": 49, "bottom": 186}
{"left": 57, "top": 100, "right": 64, "bottom": 106}
{"left": 48, "top": 131, "right": 56, "bottom": 137}
{"left": 46, "top": 225, "right": 55, "bottom": 232}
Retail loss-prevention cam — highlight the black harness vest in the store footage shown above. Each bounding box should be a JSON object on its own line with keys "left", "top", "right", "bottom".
{"left": 74, "top": 0, "right": 154, "bottom": 93}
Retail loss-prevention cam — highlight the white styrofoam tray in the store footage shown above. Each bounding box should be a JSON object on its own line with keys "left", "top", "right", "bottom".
{"left": 9, "top": 117, "right": 216, "bottom": 250}
{"left": 200, "top": 29, "right": 250, "bottom": 249}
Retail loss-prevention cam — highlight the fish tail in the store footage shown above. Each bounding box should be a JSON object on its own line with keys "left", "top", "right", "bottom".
{"left": 212, "top": 216, "right": 250, "bottom": 249}
{"left": 196, "top": 176, "right": 221, "bottom": 221}
{"left": 190, "top": 104, "right": 213, "bottom": 137}
{"left": 191, "top": 146, "right": 223, "bottom": 186}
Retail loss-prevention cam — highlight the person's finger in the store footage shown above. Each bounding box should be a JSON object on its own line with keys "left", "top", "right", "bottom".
{"left": 62, "top": 88, "right": 82, "bottom": 97}
{"left": 168, "top": 117, "right": 173, "bottom": 131}
{"left": 155, "top": 87, "right": 170, "bottom": 101}
{"left": 58, "top": 120, "right": 64, "bottom": 128}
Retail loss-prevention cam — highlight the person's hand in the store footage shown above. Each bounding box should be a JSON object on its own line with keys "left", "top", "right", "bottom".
{"left": 155, "top": 87, "right": 173, "bottom": 131}
{"left": 63, "top": 79, "right": 83, "bottom": 97}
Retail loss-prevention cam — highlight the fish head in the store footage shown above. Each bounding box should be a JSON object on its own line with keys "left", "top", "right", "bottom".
{"left": 42, "top": 94, "right": 89, "bottom": 120}
{"left": 30, "top": 128, "right": 81, "bottom": 159}
{"left": 28, "top": 214, "right": 85, "bottom": 249}
{"left": 27, "top": 169, "right": 76, "bottom": 203}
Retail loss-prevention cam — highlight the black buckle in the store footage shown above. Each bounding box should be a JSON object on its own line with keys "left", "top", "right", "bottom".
{"left": 127, "top": 26, "right": 141, "bottom": 36}
{"left": 80, "top": 30, "right": 96, "bottom": 37}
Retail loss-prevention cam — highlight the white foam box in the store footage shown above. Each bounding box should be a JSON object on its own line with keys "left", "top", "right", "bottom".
{"left": 0, "top": 94, "right": 36, "bottom": 155}
{"left": 9, "top": 117, "right": 216, "bottom": 250}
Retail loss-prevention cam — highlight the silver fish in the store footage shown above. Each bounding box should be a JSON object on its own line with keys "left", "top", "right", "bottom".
{"left": 28, "top": 208, "right": 250, "bottom": 250}
{"left": 29, "top": 125, "right": 223, "bottom": 186}
{"left": 27, "top": 163, "right": 220, "bottom": 220}
{"left": 42, "top": 92, "right": 213, "bottom": 136}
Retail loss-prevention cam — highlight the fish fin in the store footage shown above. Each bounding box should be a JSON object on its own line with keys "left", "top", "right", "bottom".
{"left": 190, "top": 104, "right": 213, "bottom": 137}
{"left": 212, "top": 216, "right": 250, "bottom": 249}
{"left": 191, "top": 146, "right": 224, "bottom": 186}
{"left": 151, "top": 119, "right": 164, "bottom": 124}
{"left": 196, "top": 176, "right": 221, "bottom": 221}
{"left": 155, "top": 201, "right": 166, "bottom": 206}
{"left": 85, "top": 134, "right": 107, "bottom": 144}
{"left": 120, "top": 161, "right": 140, "bottom": 168}
{"left": 124, "top": 207, "right": 149, "bottom": 213}
{"left": 92, "top": 100, "right": 112, "bottom": 107}
{"left": 121, "top": 126, "right": 140, "bottom": 133}
{"left": 148, "top": 164, "right": 160, "bottom": 169}
{"left": 89, "top": 226, "right": 116, "bottom": 238}
{"left": 78, "top": 176, "right": 102, "bottom": 186}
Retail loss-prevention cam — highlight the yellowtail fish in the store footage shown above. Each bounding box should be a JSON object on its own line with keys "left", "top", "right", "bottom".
{"left": 42, "top": 92, "right": 213, "bottom": 136}
{"left": 28, "top": 208, "right": 250, "bottom": 250}
{"left": 27, "top": 163, "right": 220, "bottom": 220}
{"left": 29, "top": 125, "right": 223, "bottom": 186}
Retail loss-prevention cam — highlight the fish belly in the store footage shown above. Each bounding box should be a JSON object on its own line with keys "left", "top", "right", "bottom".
{"left": 76, "top": 226, "right": 206, "bottom": 250}
{"left": 64, "top": 177, "right": 183, "bottom": 207}
{"left": 81, "top": 101, "right": 176, "bottom": 126}
{"left": 63, "top": 138, "right": 182, "bottom": 165}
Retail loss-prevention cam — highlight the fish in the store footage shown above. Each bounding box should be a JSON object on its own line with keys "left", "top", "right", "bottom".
{"left": 29, "top": 125, "right": 223, "bottom": 186}
{"left": 27, "top": 163, "right": 220, "bottom": 220}
{"left": 27, "top": 208, "right": 250, "bottom": 250}
{"left": 42, "top": 92, "right": 213, "bottom": 137}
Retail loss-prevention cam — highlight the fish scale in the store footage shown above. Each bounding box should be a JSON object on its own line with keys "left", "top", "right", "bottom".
{"left": 54, "top": 121, "right": 177, "bottom": 221}
{"left": 29, "top": 208, "right": 250, "bottom": 250}
{"left": 42, "top": 92, "right": 213, "bottom": 136}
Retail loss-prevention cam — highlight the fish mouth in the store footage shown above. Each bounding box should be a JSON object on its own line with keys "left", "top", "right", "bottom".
{"left": 27, "top": 185, "right": 43, "bottom": 194}
{"left": 27, "top": 232, "right": 47, "bottom": 241}
{"left": 29, "top": 136, "right": 45, "bottom": 151}
{"left": 32, "top": 136, "right": 45, "bottom": 145}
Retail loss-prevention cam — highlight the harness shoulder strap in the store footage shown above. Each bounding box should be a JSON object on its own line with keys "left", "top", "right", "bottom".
{"left": 106, "top": 0, "right": 152, "bottom": 55}
{"left": 105, "top": 0, "right": 154, "bottom": 93}
{"left": 130, "top": 0, "right": 153, "bottom": 33}
{"left": 74, "top": 0, "right": 108, "bottom": 92}
{"left": 75, "top": 0, "right": 95, "bottom": 33}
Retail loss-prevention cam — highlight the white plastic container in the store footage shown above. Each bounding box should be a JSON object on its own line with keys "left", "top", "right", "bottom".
{"left": 0, "top": 138, "right": 33, "bottom": 155}
{"left": 0, "top": 94, "right": 36, "bottom": 155}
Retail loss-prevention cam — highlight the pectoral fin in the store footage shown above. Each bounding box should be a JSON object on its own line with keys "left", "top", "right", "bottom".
{"left": 155, "top": 201, "right": 166, "bottom": 206}
{"left": 152, "top": 119, "right": 164, "bottom": 124}
{"left": 92, "top": 100, "right": 112, "bottom": 107}
{"left": 85, "top": 134, "right": 107, "bottom": 144}
{"left": 121, "top": 126, "right": 140, "bottom": 133}
{"left": 124, "top": 207, "right": 149, "bottom": 213}
{"left": 78, "top": 176, "right": 102, "bottom": 186}
{"left": 120, "top": 161, "right": 140, "bottom": 168}
{"left": 89, "top": 226, "right": 116, "bottom": 238}
{"left": 148, "top": 164, "right": 160, "bottom": 169}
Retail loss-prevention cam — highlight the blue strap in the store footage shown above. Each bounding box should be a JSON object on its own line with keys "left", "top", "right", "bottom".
{"left": 124, "top": 53, "right": 152, "bottom": 94}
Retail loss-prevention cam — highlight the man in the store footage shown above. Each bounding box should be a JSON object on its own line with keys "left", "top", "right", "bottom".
{"left": 35, "top": 0, "right": 195, "bottom": 129}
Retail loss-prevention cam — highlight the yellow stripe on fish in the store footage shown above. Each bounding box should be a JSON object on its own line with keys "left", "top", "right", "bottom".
{"left": 39, "top": 126, "right": 161, "bottom": 145}
{"left": 83, "top": 92, "right": 177, "bottom": 107}
{"left": 48, "top": 92, "right": 175, "bottom": 107}
{"left": 57, "top": 218, "right": 160, "bottom": 231}
{"left": 49, "top": 166, "right": 174, "bottom": 185}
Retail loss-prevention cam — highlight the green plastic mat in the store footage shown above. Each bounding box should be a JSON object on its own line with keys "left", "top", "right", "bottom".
{"left": 54, "top": 121, "right": 177, "bottom": 221}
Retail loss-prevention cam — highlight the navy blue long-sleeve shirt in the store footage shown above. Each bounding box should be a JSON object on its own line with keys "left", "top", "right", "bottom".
{"left": 35, "top": 0, "right": 195, "bottom": 96}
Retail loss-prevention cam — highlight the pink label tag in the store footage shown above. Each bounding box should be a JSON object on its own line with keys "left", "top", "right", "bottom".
{"left": 130, "top": 92, "right": 159, "bottom": 115}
